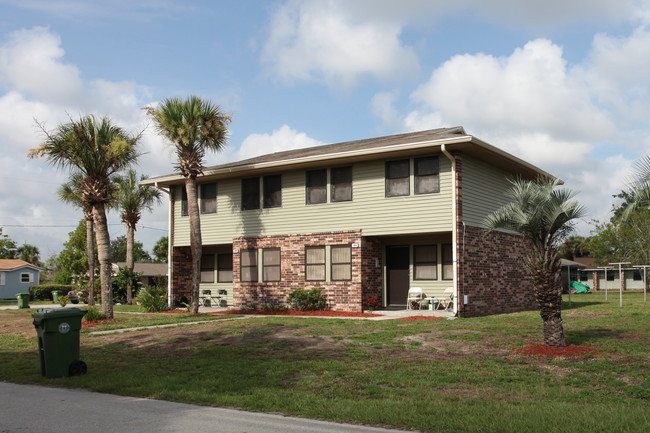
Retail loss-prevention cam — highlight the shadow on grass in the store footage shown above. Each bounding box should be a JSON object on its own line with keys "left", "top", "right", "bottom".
{"left": 566, "top": 327, "right": 623, "bottom": 346}
{"left": 562, "top": 300, "right": 604, "bottom": 310}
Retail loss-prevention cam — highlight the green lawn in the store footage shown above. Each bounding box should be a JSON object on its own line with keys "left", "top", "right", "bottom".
{"left": 1, "top": 291, "right": 648, "bottom": 433}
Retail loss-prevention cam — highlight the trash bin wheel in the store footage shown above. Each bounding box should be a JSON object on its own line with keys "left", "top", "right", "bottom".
{"left": 69, "top": 360, "right": 87, "bottom": 376}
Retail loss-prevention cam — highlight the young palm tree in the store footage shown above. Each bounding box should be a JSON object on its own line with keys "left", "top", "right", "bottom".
{"left": 30, "top": 115, "right": 140, "bottom": 319}
{"left": 484, "top": 177, "right": 586, "bottom": 347}
{"left": 113, "top": 169, "right": 162, "bottom": 304}
{"left": 59, "top": 173, "right": 97, "bottom": 306}
{"left": 146, "top": 95, "right": 230, "bottom": 313}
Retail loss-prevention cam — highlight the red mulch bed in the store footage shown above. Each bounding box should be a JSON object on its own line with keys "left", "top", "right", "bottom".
{"left": 81, "top": 319, "right": 119, "bottom": 328}
{"left": 396, "top": 316, "right": 444, "bottom": 321}
{"left": 209, "top": 309, "right": 381, "bottom": 317}
{"left": 515, "top": 345, "right": 600, "bottom": 357}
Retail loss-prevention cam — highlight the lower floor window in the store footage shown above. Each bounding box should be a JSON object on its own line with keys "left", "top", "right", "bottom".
{"left": 218, "top": 253, "right": 233, "bottom": 283}
{"left": 306, "top": 246, "right": 326, "bottom": 281}
{"left": 331, "top": 245, "right": 352, "bottom": 281}
{"left": 263, "top": 248, "right": 281, "bottom": 282}
{"left": 241, "top": 249, "right": 258, "bottom": 282}
{"left": 442, "top": 244, "right": 453, "bottom": 280}
{"left": 200, "top": 254, "right": 215, "bottom": 283}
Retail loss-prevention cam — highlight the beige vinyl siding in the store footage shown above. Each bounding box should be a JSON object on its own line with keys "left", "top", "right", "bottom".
{"left": 199, "top": 245, "right": 234, "bottom": 306}
{"left": 461, "top": 155, "right": 515, "bottom": 228}
{"left": 173, "top": 157, "right": 453, "bottom": 246}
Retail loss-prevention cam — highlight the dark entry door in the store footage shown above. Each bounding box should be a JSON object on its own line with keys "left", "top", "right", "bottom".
{"left": 387, "top": 246, "right": 409, "bottom": 305}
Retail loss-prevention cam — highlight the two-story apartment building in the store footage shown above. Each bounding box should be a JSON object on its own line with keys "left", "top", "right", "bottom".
{"left": 144, "top": 127, "right": 552, "bottom": 317}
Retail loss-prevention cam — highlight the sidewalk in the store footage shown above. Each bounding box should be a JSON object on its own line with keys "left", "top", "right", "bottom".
{"left": 0, "top": 382, "right": 411, "bottom": 433}
{"left": 1, "top": 302, "right": 455, "bottom": 319}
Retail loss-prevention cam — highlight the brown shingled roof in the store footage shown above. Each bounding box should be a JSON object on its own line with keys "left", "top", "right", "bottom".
{"left": 0, "top": 259, "right": 41, "bottom": 271}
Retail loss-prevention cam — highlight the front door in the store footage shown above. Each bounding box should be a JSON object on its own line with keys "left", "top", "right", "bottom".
{"left": 387, "top": 246, "right": 409, "bottom": 305}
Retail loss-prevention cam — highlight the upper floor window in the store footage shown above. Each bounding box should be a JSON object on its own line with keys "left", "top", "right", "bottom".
{"left": 415, "top": 157, "right": 439, "bottom": 195}
{"left": 306, "top": 169, "right": 327, "bottom": 204}
{"left": 414, "top": 245, "right": 437, "bottom": 280}
{"left": 218, "top": 253, "right": 233, "bottom": 283}
{"left": 200, "top": 254, "right": 215, "bottom": 283}
{"left": 263, "top": 175, "right": 282, "bottom": 208}
{"left": 305, "top": 246, "right": 326, "bottom": 281}
{"left": 263, "top": 248, "right": 281, "bottom": 282}
{"left": 331, "top": 245, "right": 352, "bottom": 281}
{"left": 240, "top": 249, "right": 258, "bottom": 282}
{"left": 180, "top": 187, "right": 188, "bottom": 216}
{"left": 385, "top": 160, "right": 410, "bottom": 197}
{"left": 331, "top": 166, "right": 352, "bottom": 202}
{"left": 241, "top": 178, "right": 260, "bottom": 210}
{"left": 200, "top": 183, "right": 217, "bottom": 214}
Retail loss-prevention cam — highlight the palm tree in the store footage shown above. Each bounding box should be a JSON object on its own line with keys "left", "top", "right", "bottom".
{"left": 622, "top": 155, "right": 650, "bottom": 220}
{"left": 59, "top": 173, "right": 97, "bottom": 306}
{"left": 16, "top": 243, "right": 41, "bottom": 266}
{"left": 113, "top": 169, "right": 162, "bottom": 304}
{"left": 483, "top": 177, "right": 586, "bottom": 347}
{"left": 30, "top": 115, "right": 140, "bottom": 319}
{"left": 146, "top": 95, "right": 230, "bottom": 313}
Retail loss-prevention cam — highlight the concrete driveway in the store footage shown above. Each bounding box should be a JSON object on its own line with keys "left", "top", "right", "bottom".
{"left": 0, "top": 382, "right": 411, "bottom": 433}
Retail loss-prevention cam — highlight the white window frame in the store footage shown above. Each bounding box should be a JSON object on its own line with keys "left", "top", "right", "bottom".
{"left": 0, "top": 272, "right": 5, "bottom": 285}
{"left": 21, "top": 272, "right": 33, "bottom": 283}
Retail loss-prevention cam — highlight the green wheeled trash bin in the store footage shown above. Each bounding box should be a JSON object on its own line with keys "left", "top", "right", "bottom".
{"left": 17, "top": 293, "right": 30, "bottom": 309}
{"left": 52, "top": 290, "right": 60, "bottom": 303}
{"left": 32, "top": 308, "right": 88, "bottom": 378}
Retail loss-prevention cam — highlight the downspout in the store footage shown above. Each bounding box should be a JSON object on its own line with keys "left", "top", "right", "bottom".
{"left": 156, "top": 182, "right": 173, "bottom": 306}
{"left": 441, "top": 145, "right": 459, "bottom": 316}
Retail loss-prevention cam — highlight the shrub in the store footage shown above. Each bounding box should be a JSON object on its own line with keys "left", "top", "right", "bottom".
{"left": 58, "top": 295, "right": 69, "bottom": 307}
{"left": 261, "top": 303, "right": 289, "bottom": 313}
{"left": 83, "top": 306, "right": 105, "bottom": 322}
{"left": 136, "top": 286, "right": 167, "bottom": 312}
{"left": 286, "top": 287, "right": 326, "bottom": 311}
{"left": 29, "top": 283, "right": 75, "bottom": 301}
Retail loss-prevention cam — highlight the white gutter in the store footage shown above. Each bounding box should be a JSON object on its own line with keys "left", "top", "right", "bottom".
{"left": 155, "top": 181, "right": 173, "bottom": 306}
{"left": 441, "top": 145, "right": 459, "bottom": 316}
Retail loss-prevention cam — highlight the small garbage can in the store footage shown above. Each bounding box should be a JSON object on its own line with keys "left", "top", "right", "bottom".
{"left": 32, "top": 308, "right": 87, "bottom": 378}
{"left": 52, "top": 290, "right": 60, "bottom": 303}
{"left": 17, "top": 293, "right": 30, "bottom": 309}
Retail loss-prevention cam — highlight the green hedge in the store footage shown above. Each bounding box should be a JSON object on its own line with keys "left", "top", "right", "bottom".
{"left": 29, "top": 283, "right": 75, "bottom": 300}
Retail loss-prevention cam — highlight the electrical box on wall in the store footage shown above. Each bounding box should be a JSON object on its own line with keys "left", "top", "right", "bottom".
{"left": 464, "top": 295, "right": 469, "bottom": 305}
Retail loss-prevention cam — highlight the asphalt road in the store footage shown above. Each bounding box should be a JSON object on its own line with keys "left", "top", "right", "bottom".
{"left": 0, "top": 382, "right": 410, "bottom": 433}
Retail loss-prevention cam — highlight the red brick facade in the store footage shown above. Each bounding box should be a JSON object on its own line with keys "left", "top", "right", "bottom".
{"left": 171, "top": 246, "right": 193, "bottom": 302}
{"left": 457, "top": 226, "right": 537, "bottom": 317}
{"left": 231, "top": 230, "right": 382, "bottom": 312}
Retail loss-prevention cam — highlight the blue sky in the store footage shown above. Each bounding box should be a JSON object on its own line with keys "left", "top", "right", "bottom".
{"left": 1, "top": 0, "right": 649, "bottom": 259}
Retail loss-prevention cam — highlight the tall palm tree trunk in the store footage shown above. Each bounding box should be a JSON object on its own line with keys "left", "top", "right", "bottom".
{"left": 186, "top": 177, "right": 202, "bottom": 314}
{"left": 93, "top": 203, "right": 113, "bottom": 319}
{"left": 126, "top": 224, "right": 135, "bottom": 304}
{"left": 527, "top": 247, "right": 566, "bottom": 347}
{"left": 85, "top": 214, "right": 96, "bottom": 306}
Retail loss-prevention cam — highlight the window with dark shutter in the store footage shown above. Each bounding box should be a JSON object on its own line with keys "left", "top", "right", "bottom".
{"left": 386, "top": 160, "right": 410, "bottom": 197}
{"left": 306, "top": 169, "right": 327, "bottom": 204}
{"left": 241, "top": 178, "right": 260, "bottom": 210}
{"left": 200, "top": 183, "right": 217, "bottom": 214}
{"left": 331, "top": 166, "right": 352, "bottom": 202}
{"left": 415, "top": 157, "right": 439, "bottom": 194}
{"left": 263, "top": 175, "right": 282, "bottom": 208}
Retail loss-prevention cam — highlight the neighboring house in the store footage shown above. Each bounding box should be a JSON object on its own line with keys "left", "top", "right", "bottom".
{"left": 0, "top": 259, "right": 41, "bottom": 299}
{"left": 580, "top": 266, "right": 648, "bottom": 292}
{"left": 112, "top": 262, "right": 168, "bottom": 287}
{"left": 143, "top": 127, "right": 556, "bottom": 317}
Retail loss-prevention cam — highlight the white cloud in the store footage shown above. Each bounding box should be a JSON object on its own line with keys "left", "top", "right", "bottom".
{"left": 262, "top": 0, "right": 419, "bottom": 89}
{"left": 232, "top": 124, "right": 325, "bottom": 161}
{"left": 0, "top": 27, "right": 167, "bottom": 254}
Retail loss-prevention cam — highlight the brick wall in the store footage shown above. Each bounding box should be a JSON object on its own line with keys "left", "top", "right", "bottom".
{"left": 171, "top": 246, "right": 192, "bottom": 302}
{"left": 457, "top": 225, "right": 538, "bottom": 317}
{"left": 232, "top": 230, "right": 380, "bottom": 312}
{"left": 361, "top": 237, "right": 383, "bottom": 307}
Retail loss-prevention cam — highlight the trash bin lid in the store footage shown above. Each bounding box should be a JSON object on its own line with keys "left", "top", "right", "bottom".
{"left": 32, "top": 308, "right": 87, "bottom": 322}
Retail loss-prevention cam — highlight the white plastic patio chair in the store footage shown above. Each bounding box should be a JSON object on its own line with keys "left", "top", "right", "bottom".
{"left": 406, "top": 287, "right": 425, "bottom": 310}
